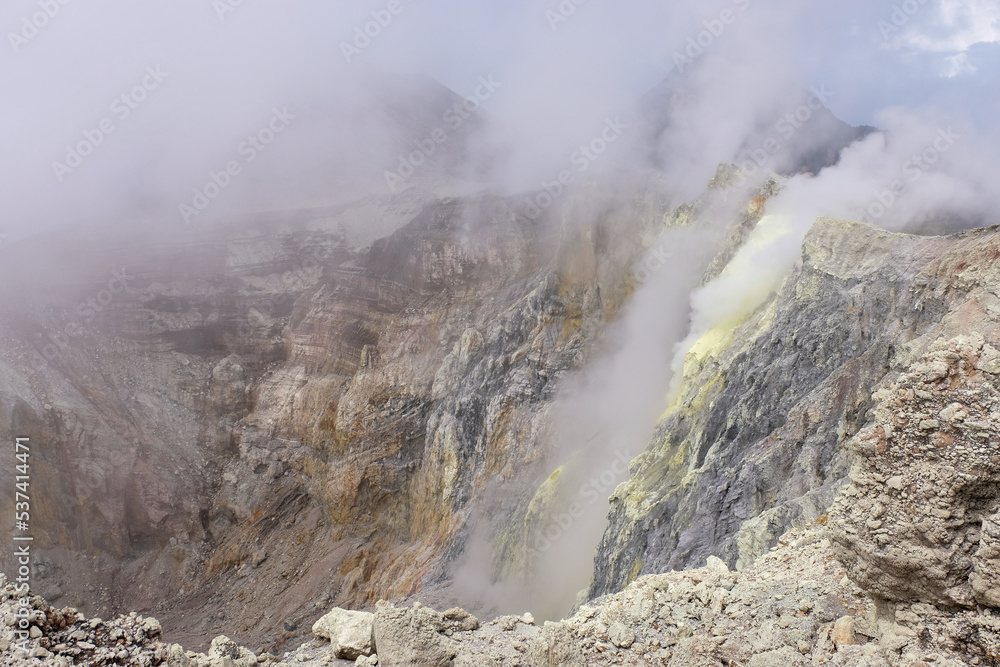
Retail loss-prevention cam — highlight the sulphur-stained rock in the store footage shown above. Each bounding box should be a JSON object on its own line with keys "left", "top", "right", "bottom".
{"left": 593, "top": 219, "right": 1000, "bottom": 602}
{"left": 10, "top": 174, "right": 1000, "bottom": 667}
{"left": 457, "top": 327, "right": 483, "bottom": 366}
{"left": 829, "top": 335, "right": 1000, "bottom": 608}
{"left": 311, "top": 607, "right": 374, "bottom": 659}
{"left": 0, "top": 183, "right": 665, "bottom": 649}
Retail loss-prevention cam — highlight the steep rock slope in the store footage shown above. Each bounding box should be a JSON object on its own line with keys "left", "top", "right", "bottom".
{"left": 0, "top": 176, "right": 683, "bottom": 651}
{"left": 592, "top": 218, "right": 1000, "bottom": 597}
{"left": 6, "top": 205, "right": 1000, "bottom": 665}
{"left": 173, "top": 178, "right": 694, "bottom": 649}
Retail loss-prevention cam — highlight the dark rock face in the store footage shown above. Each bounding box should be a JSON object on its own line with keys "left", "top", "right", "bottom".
{"left": 590, "top": 219, "right": 1000, "bottom": 598}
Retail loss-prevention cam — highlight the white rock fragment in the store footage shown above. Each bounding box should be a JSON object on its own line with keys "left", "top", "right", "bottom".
{"left": 706, "top": 555, "right": 729, "bottom": 573}
{"left": 312, "top": 607, "right": 375, "bottom": 660}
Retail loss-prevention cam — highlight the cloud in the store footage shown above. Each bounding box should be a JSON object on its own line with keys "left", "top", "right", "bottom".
{"left": 940, "top": 52, "right": 978, "bottom": 77}
{"left": 900, "top": 0, "right": 1000, "bottom": 53}
{"left": 875, "top": 0, "right": 1000, "bottom": 76}
{"left": 1, "top": 0, "right": 997, "bottom": 245}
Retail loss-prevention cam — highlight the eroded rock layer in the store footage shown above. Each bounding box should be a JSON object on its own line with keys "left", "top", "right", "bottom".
{"left": 0, "top": 178, "right": 682, "bottom": 651}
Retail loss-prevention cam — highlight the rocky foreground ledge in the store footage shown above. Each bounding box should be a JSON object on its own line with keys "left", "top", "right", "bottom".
{"left": 3, "top": 522, "right": 999, "bottom": 666}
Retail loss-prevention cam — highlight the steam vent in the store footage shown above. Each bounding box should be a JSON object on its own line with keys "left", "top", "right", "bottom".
{"left": 3, "top": 2, "right": 1000, "bottom": 665}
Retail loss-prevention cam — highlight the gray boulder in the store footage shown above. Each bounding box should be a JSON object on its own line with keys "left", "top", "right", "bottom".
{"left": 372, "top": 601, "right": 461, "bottom": 667}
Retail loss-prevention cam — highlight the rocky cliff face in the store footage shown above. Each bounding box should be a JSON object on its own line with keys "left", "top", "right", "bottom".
{"left": 0, "top": 174, "right": 685, "bottom": 651}
{"left": 591, "top": 218, "right": 1000, "bottom": 599}
{"left": 5, "top": 160, "right": 1000, "bottom": 664}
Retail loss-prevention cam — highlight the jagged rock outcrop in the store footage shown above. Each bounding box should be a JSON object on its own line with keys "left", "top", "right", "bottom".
{"left": 830, "top": 334, "right": 1000, "bottom": 608}
{"left": 592, "top": 218, "right": 1000, "bottom": 600}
